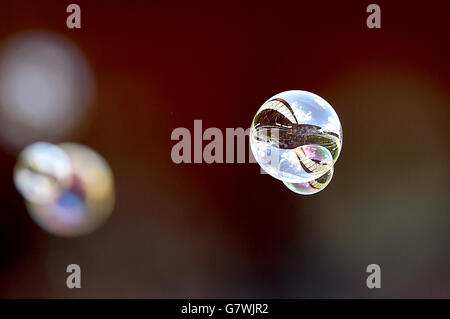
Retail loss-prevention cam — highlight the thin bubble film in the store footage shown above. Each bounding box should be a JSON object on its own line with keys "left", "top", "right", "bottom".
{"left": 283, "top": 168, "right": 334, "bottom": 195}
{"left": 14, "top": 142, "right": 114, "bottom": 237}
{"left": 13, "top": 142, "right": 73, "bottom": 204}
{"left": 250, "top": 90, "right": 342, "bottom": 194}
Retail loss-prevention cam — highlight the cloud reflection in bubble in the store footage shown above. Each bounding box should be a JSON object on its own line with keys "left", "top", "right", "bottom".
{"left": 15, "top": 142, "right": 114, "bottom": 237}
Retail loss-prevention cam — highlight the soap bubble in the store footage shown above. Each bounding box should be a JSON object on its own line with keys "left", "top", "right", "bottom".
{"left": 250, "top": 90, "right": 342, "bottom": 194}
{"left": 283, "top": 168, "right": 334, "bottom": 195}
{"left": 14, "top": 142, "right": 114, "bottom": 237}
{"left": 14, "top": 142, "right": 73, "bottom": 204}
{"left": 278, "top": 145, "right": 334, "bottom": 183}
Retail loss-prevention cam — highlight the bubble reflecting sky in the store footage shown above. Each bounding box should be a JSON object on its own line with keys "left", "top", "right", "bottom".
{"left": 14, "top": 142, "right": 114, "bottom": 237}
{"left": 250, "top": 90, "right": 342, "bottom": 194}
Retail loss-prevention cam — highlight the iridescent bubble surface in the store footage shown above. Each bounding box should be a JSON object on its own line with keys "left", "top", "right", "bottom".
{"left": 250, "top": 90, "right": 342, "bottom": 194}
{"left": 14, "top": 142, "right": 73, "bottom": 204}
{"left": 283, "top": 168, "right": 334, "bottom": 195}
{"left": 278, "top": 145, "right": 334, "bottom": 183}
{"left": 14, "top": 142, "right": 114, "bottom": 237}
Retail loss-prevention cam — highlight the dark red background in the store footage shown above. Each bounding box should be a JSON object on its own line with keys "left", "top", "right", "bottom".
{"left": 0, "top": 1, "right": 449, "bottom": 297}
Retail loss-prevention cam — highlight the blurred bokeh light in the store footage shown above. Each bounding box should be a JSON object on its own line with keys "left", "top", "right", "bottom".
{"left": 0, "top": 30, "right": 95, "bottom": 151}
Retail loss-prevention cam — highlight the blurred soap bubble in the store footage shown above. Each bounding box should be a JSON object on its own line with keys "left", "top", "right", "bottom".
{"left": 0, "top": 30, "right": 95, "bottom": 151}
{"left": 14, "top": 142, "right": 114, "bottom": 237}
{"left": 13, "top": 141, "right": 73, "bottom": 204}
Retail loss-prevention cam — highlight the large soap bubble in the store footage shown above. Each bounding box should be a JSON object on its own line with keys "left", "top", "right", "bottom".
{"left": 250, "top": 90, "right": 343, "bottom": 194}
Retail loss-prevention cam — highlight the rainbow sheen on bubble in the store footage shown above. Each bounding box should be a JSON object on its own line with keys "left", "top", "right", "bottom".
{"left": 283, "top": 168, "right": 334, "bottom": 195}
{"left": 250, "top": 90, "right": 342, "bottom": 195}
{"left": 14, "top": 142, "right": 73, "bottom": 204}
{"left": 278, "top": 145, "right": 334, "bottom": 183}
{"left": 14, "top": 142, "right": 114, "bottom": 237}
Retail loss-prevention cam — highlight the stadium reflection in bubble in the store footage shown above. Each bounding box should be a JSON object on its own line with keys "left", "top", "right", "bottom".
{"left": 283, "top": 168, "right": 334, "bottom": 195}
{"left": 14, "top": 142, "right": 114, "bottom": 237}
{"left": 0, "top": 30, "right": 95, "bottom": 151}
{"left": 250, "top": 90, "right": 343, "bottom": 194}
